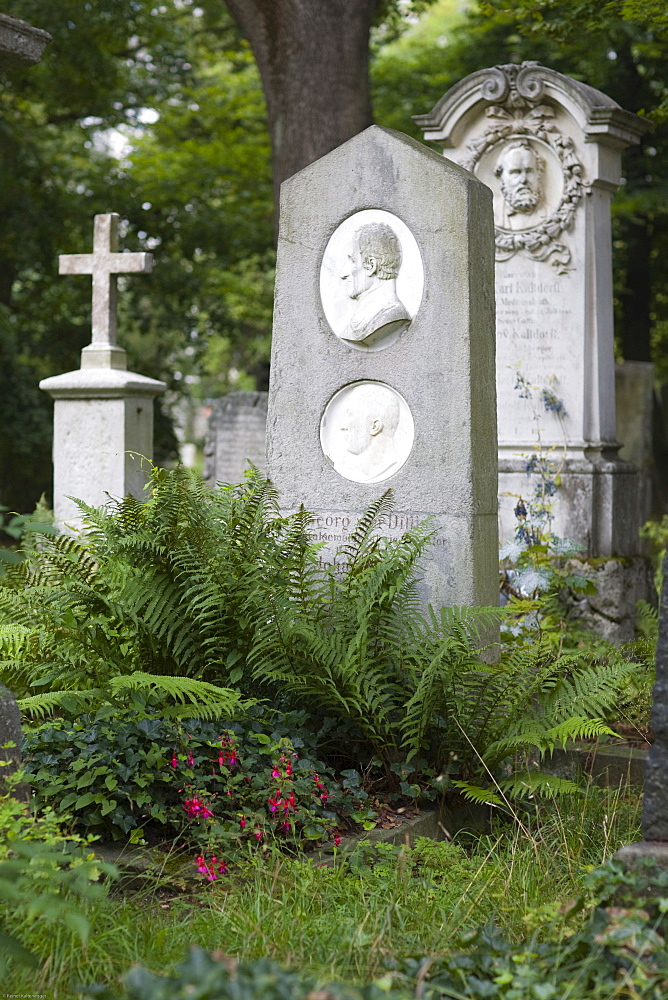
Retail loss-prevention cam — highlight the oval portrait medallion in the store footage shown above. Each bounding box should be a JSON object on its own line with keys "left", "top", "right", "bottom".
{"left": 320, "top": 380, "right": 414, "bottom": 484}
{"left": 320, "top": 210, "right": 424, "bottom": 353}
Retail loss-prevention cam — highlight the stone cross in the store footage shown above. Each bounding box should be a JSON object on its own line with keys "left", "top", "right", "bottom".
{"left": 59, "top": 213, "right": 152, "bottom": 348}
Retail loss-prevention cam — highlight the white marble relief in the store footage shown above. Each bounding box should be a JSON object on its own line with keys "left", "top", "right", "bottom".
{"left": 485, "top": 138, "right": 562, "bottom": 232}
{"left": 320, "top": 210, "right": 423, "bottom": 352}
{"left": 320, "top": 380, "right": 414, "bottom": 483}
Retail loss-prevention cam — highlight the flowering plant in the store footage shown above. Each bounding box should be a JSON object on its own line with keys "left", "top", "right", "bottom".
{"left": 21, "top": 708, "right": 374, "bottom": 869}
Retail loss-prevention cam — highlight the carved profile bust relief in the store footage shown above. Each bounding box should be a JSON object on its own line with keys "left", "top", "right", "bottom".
{"left": 340, "top": 222, "right": 411, "bottom": 347}
{"left": 320, "top": 380, "right": 414, "bottom": 484}
{"left": 320, "top": 209, "right": 423, "bottom": 352}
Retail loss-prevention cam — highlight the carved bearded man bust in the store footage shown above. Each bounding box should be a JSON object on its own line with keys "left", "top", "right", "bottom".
{"left": 493, "top": 140, "right": 546, "bottom": 230}
{"left": 340, "top": 222, "right": 411, "bottom": 347}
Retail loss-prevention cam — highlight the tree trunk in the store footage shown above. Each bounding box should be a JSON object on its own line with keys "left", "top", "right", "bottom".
{"left": 225, "top": 0, "right": 376, "bottom": 212}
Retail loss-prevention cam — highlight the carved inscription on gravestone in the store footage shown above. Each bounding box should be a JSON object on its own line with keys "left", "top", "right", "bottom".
{"left": 496, "top": 267, "right": 576, "bottom": 447}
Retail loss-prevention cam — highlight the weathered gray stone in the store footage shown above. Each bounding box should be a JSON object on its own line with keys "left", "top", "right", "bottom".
{"left": 563, "top": 555, "right": 655, "bottom": 644}
{"left": 267, "top": 125, "right": 498, "bottom": 609}
{"left": 641, "top": 547, "right": 668, "bottom": 841}
{"left": 548, "top": 744, "right": 648, "bottom": 788}
{"left": 415, "top": 62, "right": 648, "bottom": 557}
{"left": 0, "top": 683, "right": 22, "bottom": 787}
{"left": 0, "top": 12, "right": 50, "bottom": 69}
{"left": 616, "top": 360, "right": 655, "bottom": 527}
{"left": 203, "top": 391, "right": 268, "bottom": 485}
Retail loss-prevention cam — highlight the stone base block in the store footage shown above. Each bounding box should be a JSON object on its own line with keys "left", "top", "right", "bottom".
{"left": 499, "top": 451, "right": 641, "bottom": 557}
{"left": 614, "top": 842, "right": 668, "bottom": 906}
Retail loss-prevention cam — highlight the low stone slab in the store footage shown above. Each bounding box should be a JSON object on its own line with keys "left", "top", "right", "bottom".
{"left": 549, "top": 744, "right": 648, "bottom": 788}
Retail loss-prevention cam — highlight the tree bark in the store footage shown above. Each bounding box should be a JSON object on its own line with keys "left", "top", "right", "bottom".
{"left": 225, "top": 0, "right": 376, "bottom": 212}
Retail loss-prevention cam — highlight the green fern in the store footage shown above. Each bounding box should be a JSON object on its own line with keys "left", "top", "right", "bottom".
{"left": 0, "top": 468, "right": 638, "bottom": 801}
{"left": 107, "top": 672, "right": 255, "bottom": 720}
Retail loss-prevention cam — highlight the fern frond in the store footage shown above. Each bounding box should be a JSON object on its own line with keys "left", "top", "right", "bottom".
{"left": 108, "top": 672, "right": 255, "bottom": 719}
{"left": 499, "top": 771, "right": 581, "bottom": 798}
{"left": 484, "top": 717, "right": 617, "bottom": 764}
{"left": 450, "top": 781, "right": 503, "bottom": 807}
{"left": 18, "top": 689, "right": 105, "bottom": 718}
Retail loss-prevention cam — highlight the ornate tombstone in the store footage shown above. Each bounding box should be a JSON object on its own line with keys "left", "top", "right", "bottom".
{"left": 415, "top": 62, "right": 648, "bottom": 558}
{"left": 267, "top": 125, "right": 498, "bottom": 609}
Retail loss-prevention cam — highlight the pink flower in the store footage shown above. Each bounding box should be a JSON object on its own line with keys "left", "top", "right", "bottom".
{"left": 334, "top": 835, "right": 341, "bottom": 847}
{"left": 255, "top": 828, "right": 263, "bottom": 840}
{"left": 170, "top": 753, "right": 178, "bottom": 769}
{"left": 240, "top": 817, "right": 246, "bottom": 829}
{"left": 187, "top": 751, "right": 194, "bottom": 766}
{"left": 272, "top": 768, "right": 281, "bottom": 778}
{"left": 195, "top": 852, "right": 227, "bottom": 881}
{"left": 184, "top": 796, "right": 214, "bottom": 820}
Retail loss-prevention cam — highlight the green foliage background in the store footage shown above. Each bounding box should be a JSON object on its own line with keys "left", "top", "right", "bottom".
{"left": 1, "top": 0, "right": 666, "bottom": 512}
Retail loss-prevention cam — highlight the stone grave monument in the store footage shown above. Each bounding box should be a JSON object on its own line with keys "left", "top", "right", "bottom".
{"left": 267, "top": 125, "right": 498, "bottom": 609}
{"left": 203, "top": 391, "right": 268, "bottom": 485}
{"left": 616, "top": 547, "right": 668, "bottom": 875}
{"left": 40, "top": 214, "right": 165, "bottom": 530}
{"left": 415, "top": 62, "right": 648, "bottom": 559}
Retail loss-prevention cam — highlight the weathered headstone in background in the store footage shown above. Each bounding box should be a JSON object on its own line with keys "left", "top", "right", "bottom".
{"left": 617, "top": 547, "right": 668, "bottom": 873}
{"left": 615, "top": 360, "right": 656, "bottom": 526}
{"left": 203, "top": 391, "right": 268, "bottom": 485}
{"left": 415, "top": 63, "right": 647, "bottom": 557}
{"left": 40, "top": 214, "right": 165, "bottom": 530}
{"left": 267, "top": 125, "right": 498, "bottom": 609}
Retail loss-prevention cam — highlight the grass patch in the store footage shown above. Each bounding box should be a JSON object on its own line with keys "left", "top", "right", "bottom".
{"left": 3, "top": 783, "right": 643, "bottom": 997}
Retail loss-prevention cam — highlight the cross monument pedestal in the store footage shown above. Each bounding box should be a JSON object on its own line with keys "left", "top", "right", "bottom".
{"left": 40, "top": 214, "right": 166, "bottom": 531}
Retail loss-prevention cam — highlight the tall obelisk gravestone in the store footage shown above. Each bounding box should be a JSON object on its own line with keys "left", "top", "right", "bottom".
{"left": 267, "top": 125, "right": 498, "bottom": 609}
{"left": 40, "top": 214, "right": 165, "bottom": 530}
{"left": 415, "top": 63, "right": 647, "bottom": 558}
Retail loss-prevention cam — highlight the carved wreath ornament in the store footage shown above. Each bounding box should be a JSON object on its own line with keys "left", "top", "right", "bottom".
{"left": 461, "top": 62, "right": 584, "bottom": 273}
